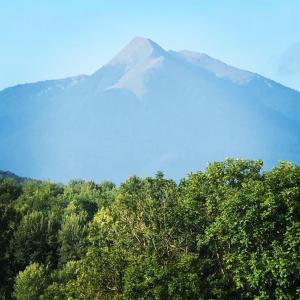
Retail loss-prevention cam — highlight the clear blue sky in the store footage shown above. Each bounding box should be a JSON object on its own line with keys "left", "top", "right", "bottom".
{"left": 1, "top": 0, "right": 300, "bottom": 91}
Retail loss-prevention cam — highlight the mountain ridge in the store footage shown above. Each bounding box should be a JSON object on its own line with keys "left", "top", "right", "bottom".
{"left": 1, "top": 37, "right": 300, "bottom": 182}
{"left": 0, "top": 170, "right": 28, "bottom": 183}
{"left": 2, "top": 37, "right": 299, "bottom": 94}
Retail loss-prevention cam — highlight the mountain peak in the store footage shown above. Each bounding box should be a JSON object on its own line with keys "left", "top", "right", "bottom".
{"left": 1, "top": 38, "right": 300, "bottom": 183}
{"left": 108, "top": 36, "right": 167, "bottom": 69}
{"left": 129, "top": 36, "right": 158, "bottom": 48}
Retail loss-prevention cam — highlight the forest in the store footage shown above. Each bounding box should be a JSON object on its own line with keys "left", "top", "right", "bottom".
{"left": 0, "top": 159, "right": 299, "bottom": 299}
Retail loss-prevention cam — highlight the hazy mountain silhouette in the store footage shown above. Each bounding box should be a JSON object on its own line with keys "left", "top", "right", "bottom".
{"left": 1, "top": 37, "right": 300, "bottom": 182}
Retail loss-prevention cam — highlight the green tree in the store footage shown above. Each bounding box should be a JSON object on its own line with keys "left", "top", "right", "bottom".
{"left": 13, "top": 263, "right": 49, "bottom": 300}
{"left": 12, "top": 211, "right": 59, "bottom": 269}
{"left": 41, "top": 261, "right": 79, "bottom": 300}
{"left": 0, "top": 178, "right": 21, "bottom": 298}
{"left": 58, "top": 202, "right": 88, "bottom": 265}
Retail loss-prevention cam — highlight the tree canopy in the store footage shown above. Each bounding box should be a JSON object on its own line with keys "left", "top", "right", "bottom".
{"left": 0, "top": 159, "right": 299, "bottom": 299}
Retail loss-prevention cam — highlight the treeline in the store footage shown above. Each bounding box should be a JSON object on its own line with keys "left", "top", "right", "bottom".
{"left": 0, "top": 159, "right": 299, "bottom": 299}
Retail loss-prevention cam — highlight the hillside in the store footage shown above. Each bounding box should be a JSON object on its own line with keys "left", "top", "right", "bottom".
{"left": 0, "top": 170, "right": 26, "bottom": 183}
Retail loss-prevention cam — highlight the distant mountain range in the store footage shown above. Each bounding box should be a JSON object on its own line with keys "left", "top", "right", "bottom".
{"left": 1, "top": 37, "right": 300, "bottom": 183}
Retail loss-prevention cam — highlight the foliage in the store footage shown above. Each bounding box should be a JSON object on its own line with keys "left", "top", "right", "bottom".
{"left": 13, "top": 263, "right": 49, "bottom": 300}
{"left": 0, "top": 159, "right": 299, "bottom": 299}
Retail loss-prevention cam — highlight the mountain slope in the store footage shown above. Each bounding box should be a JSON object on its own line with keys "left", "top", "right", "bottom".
{"left": 0, "top": 170, "right": 27, "bottom": 183}
{"left": 1, "top": 37, "right": 300, "bottom": 182}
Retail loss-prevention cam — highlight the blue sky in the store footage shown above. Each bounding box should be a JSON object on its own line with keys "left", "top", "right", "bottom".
{"left": 1, "top": 0, "right": 300, "bottom": 91}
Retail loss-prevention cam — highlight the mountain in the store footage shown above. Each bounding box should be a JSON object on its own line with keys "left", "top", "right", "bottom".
{"left": 1, "top": 37, "right": 300, "bottom": 183}
{"left": 0, "top": 170, "right": 27, "bottom": 183}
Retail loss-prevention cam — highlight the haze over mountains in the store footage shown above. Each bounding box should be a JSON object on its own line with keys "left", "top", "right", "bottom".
{"left": 1, "top": 37, "right": 300, "bottom": 182}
